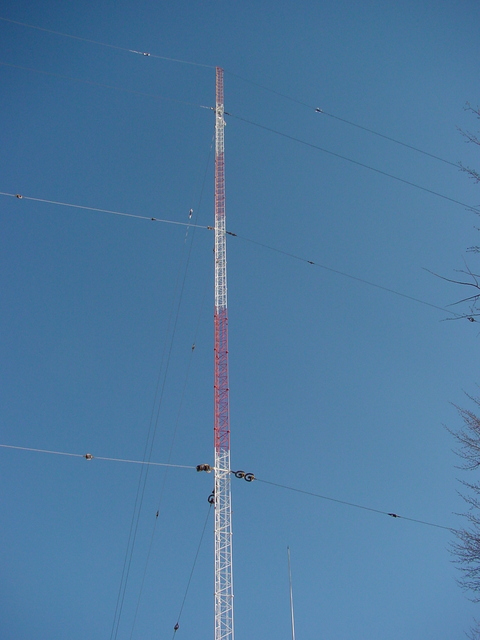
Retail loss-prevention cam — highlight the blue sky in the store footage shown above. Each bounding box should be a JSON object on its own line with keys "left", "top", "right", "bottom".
{"left": 1, "top": 1, "right": 480, "bottom": 638}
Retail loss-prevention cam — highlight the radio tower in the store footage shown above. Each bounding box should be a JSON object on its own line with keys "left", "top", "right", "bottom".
{"left": 213, "top": 67, "right": 234, "bottom": 640}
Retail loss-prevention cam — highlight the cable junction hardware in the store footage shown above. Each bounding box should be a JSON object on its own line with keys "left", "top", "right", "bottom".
{"left": 231, "top": 470, "right": 255, "bottom": 482}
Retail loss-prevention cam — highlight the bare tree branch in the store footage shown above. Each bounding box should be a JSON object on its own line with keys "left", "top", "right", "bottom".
{"left": 459, "top": 162, "right": 480, "bottom": 185}
{"left": 423, "top": 267, "right": 480, "bottom": 289}
{"left": 449, "top": 395, "right": 480, "bottom": 605}
{"left": 448, "top": 104, "right": 480, "bottom": 636}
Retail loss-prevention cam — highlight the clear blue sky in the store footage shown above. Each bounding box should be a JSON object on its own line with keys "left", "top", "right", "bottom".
{"left": 1, "top": 1, "right": 480, "bottom": 638}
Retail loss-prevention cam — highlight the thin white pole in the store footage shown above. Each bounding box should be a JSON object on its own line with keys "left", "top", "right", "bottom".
{"left": 287, "top": 546, "right": 296, "bottom": 640}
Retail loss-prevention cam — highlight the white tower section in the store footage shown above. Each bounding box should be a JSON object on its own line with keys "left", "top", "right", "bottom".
{"left": 213, "top": 67, "right": 234, "bottom": 640}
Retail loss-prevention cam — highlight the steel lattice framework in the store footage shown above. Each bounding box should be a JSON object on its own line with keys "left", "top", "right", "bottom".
{"left": 213, "top": 67, "right": 234, "bottom": 640}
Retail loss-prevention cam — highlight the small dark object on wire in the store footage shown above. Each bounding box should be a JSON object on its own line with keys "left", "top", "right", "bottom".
{"left": 174, "top": 623, "right": 179, "bottom": 632}
{"left": 388, "top": 513, "right": 400, "bottom": 518}
{"left": 196, "top": 463, "right": 212, "bottom": 473}
{"left": 208, "top": 491, "right": 215, "bottom": 505}
{"left": 84, "top": 453, "right": 93, "bottom": 460}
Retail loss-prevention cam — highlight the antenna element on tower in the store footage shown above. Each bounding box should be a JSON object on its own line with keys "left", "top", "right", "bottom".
{"left": 213, "top": 66, "right": 234, "bottom": 640}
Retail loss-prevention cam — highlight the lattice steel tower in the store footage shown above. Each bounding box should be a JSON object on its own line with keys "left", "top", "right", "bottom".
{"left": 213, "top": 67, "right": 234, "bottom": 640}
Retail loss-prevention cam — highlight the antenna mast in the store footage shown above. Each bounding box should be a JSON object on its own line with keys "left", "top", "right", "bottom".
{"left": 213, "top": 67, "right": 234, "bottom": 640}
{"left": 287, "top": 547, "right": 296, "bottom": 640}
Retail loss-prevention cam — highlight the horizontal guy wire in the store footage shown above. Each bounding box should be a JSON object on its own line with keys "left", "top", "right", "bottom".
{"left": 0, "top": 444, "right": 196, "bottom": 469}
{"left": 2, "top": 190, "right": 463, "bottom": 318}
{"left": 0, "top": 16, "right": 215, "bottom": 68}
{"left": 226, "top": 112, "right": 480, "bottom": 215}
{"left": 224, "top": 70, "right": 458, "bottom": 168}
{"left": 0, "top": 15, "right": 462, "bottom": 168}
{"left": 227, "top": 231, "right": 461, "bottom": 318}
{"left": 0, "top": 191, "right": 211, "bottom": 230}
{"left": 254, "top": 477, "right": 456, "bottom": 533}
{"left": 1, "top": 443, "right": 456, "bottom": 533}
